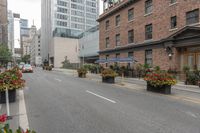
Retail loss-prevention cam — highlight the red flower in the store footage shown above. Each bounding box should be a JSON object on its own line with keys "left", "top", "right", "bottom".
{"left": 0, "top": 114, "right": 7, "bottom": 123}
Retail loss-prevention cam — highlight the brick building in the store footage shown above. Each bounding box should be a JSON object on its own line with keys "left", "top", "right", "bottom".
{"left": 97, "top": 0, "right": 200, "bottom": 73}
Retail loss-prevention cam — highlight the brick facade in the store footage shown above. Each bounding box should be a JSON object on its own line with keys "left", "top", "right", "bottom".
{"left": 98, "top": 0, "right": 200, "bottom": 71}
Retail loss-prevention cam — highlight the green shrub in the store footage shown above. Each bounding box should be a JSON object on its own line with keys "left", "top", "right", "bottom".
{"left": 186, "top": 71, "right": 200, "bottom": 85}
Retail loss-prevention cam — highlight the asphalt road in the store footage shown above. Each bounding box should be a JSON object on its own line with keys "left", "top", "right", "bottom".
{"left": 23, "top": 68, "right": 200, "bottom": 133}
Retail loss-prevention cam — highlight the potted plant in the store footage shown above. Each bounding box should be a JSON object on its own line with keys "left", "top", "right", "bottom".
{"left": 144, "top": 71, "right": 177, "bottom": 94}
{"left": 77, "top": 67, "right": 87, "bottom": 78}
{"left": 186, "top": 70, "right": 200, "bottom": 85}
{"left": 0, "top": 67, "right": 25, "bottom": 103}
{"left": 101, "top": 69, "right": 117, "bottom": 83}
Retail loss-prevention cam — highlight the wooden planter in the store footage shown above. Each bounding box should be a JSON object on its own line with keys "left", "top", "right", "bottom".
{"left": 102, "top": 77, "right": 115, "bottom": 83}
{"left": 147, "top": 82, "right": 171, "bottom": 94}
{"left": 0, "top": 89, "right": 16, "bottom": 103}
{"left": 78, "top": 73, "right": 86, "bottom": 78}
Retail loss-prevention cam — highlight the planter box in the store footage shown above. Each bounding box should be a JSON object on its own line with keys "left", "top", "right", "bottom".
{"left": 102, "top": 77, "right": 115, "bottom": 83}
{"left": 147, "top": 82, "right": 171, "bottom": 94}
{"left": 78, "top": 73, "right": 86, "bottom": 78}
{"left": 0, "top": 89, "right": 16, "bottom": 103}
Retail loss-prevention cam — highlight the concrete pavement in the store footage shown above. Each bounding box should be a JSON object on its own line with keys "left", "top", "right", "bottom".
{"left": 22, "top": 68, "right": 200, "bottom": 133}
{"left": 1, "top": 67, "right": 200, "bottom": 132}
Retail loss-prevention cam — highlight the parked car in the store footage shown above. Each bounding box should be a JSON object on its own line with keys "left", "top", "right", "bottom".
{"left": 19, "top": 62, "right": 25, "bottom": 70}
{"left": 22, "top": 64, "right": 33, "bottom": 73}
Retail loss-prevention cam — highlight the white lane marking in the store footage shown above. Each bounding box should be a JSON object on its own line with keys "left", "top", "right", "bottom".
{"left": 54, "top": 78, "right": 62, "bottom": 82}
{"left": 86, "top": 90, "right": 116, "bottom": 103}
{"left": 184, "top": 111, "right": 198, "bottom": 118}
{"left": 19, "top": 90, "right": 29, "bottom": 130}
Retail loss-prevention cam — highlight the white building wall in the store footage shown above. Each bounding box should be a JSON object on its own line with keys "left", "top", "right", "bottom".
{"left": 52, "top": 37, "right": 80, "bottom": 68}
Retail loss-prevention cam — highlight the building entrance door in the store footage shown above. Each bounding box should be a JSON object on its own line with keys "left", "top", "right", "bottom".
{"left": 186, "top": 52, "right": 200, "bottom": 70}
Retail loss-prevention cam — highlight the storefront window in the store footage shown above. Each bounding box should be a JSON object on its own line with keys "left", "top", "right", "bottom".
{"left": 188, "top": 55, "right": 194, "bottom": 70}
{"left": 198, "top": 54, "right": 200, "bottom": 70}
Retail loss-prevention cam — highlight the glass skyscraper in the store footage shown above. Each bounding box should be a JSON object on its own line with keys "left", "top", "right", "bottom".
{"left": 41, "top": 0, "right": 99, "bottom": 61}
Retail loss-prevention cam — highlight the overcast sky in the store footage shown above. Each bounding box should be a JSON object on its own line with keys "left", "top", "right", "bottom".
{"left": 8, "top": 0, "right": 41, "bottom": 28}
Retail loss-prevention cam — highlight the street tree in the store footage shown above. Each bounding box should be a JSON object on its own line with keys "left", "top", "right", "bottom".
{"left": 22, "top": 54, "right": 30, "bottom": 64}
{"left": 0, "top": 44, "right": 12, "bottom": 67}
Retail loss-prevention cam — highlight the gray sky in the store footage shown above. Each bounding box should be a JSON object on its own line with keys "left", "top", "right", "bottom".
{"left": 8, "top": 0, "right": 41, "bottom": 28}
{"left": 7, "top": 0, "right": 104, "bottom": 29}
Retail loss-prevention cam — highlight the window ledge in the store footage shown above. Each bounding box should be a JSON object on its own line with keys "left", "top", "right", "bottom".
{"left": 128, "top": 19, "right": 135, "bottom": 23}
{"left": 105, "top": 47, "right": 112, "bottom": 50}
{"left": 169, "top": 2, "right": 178, "bottom": 7}
{"left": 127, "top": 42, "right": 135, "bottom": 45}
{"left": 186, "top": 22, "right": 200, "bottom": 27}
{"left": 144, "top": 12, "right": 153, "bottom": 17}
{"left": 144, "top": 39, "right": 153, "bottom": 43}
{"left": 169, "top": 28, "right": 178, "bottom": 32}
{"left": 115, "top": 25, "right": 120, "bottom": 28}
{"left": 115, "top": 45, "right": 122, "bottom": 48}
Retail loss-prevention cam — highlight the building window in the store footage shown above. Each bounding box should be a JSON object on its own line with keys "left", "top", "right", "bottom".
{"left": 128, "top": 30, "right": 134, "bottom": 43}
{"left": 115, "top": 15, "right": 120, "bottom": 26}
{"left": 170, "top": 0, "right": 176, "bottom": 4}
{"left": 116, "top": 34, "right": 120, "bottom": 46}
{"left": 105, "top": 20, "right": 109, "bottom": 30}
{"left": 116, "top": 53, "right": 120, "bottom": 59}
{"left": 38, "top": 49, "right": 40, "bottom": 51}
{"left": 105, "top": 37, "right": 109, "bottom": 48}
{"left": 171, "top": 16, "right": 177, "bottom": 29}
{"left": 128, "top": 52, "right": 133, "bottom": 58}
{"left": 145, "top": 49, "right": 152, "bottom": 66}
{"left": 145, "top": 24, "right": 152, "bottom": 40}
{"left": 128, "top": 8, "right": 134, "bottom": 21}
{"left": 145, "top": 0, "right": 153, "bottom": 14}
{"left": 38, "top": 53, "right": 40, "bottom": 56}
{"left": 186, "top": 9, "right": 199, "bottom": 25}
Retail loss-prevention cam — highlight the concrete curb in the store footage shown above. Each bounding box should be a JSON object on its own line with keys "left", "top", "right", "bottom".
{"left": 53, "top": 68, "right": 200, "bottom": 94}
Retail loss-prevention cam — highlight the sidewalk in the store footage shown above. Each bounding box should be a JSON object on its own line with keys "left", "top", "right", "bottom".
{"left": 53, "top": 68, "right": 200, "bottom": 94}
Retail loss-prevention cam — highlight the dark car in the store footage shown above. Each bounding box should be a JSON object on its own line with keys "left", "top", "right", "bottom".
{"left": 22, "top": 64, "right": 33, "bottom": 73}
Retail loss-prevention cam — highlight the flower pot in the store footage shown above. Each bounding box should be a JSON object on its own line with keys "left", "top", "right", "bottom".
{"left": 147, "top": 82, "right": 171, "bottom": 94}
{"left": 102, "top": 77, "right": 115, "bottom": 83}
{"left": 0, "top": 89, "right": 16, "bottom": 103}
{"left": 78, "top": 73, "right": 86, "bottom": 78}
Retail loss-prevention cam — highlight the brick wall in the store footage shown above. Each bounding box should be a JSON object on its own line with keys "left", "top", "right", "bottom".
{"left": 98, "top": 0, "right": 200, "bottom": 70}
{"left": 99, "top": 0, "right": 200, "bottom": 51}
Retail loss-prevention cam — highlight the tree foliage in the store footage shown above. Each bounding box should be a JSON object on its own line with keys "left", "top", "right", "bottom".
{"left": 0, "top": 44, "right": 12, "bottom": 65}
{"left": 22, "top": 54, "right": 30, "bottom": 63}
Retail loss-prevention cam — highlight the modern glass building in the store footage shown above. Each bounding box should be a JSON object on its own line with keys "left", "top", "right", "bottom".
{"left": 41, "top": 0, "right": 99, "bottom": 62}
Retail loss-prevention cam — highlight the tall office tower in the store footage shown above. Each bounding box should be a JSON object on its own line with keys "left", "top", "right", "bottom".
{"left": 7, "top": 10, "right": 14, "bottom": 54}
{"left": 0, "top": 0, "right": 8, "bottom": 44}
{"left": 41, "top": 0, "right": 99, "bottom": 67}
